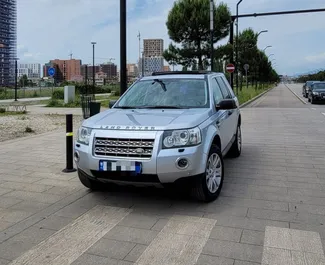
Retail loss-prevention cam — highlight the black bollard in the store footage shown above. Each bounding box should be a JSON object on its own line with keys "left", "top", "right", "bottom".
{"left": 63, "top": 114, "right": 77, "bottom": 173}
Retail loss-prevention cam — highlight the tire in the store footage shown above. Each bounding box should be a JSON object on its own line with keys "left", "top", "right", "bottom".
{"left": 192, "top": 144, "right": 224, "bottom": 202}
{"left": 311, "top": 98, "right": 315, "bottom": 104}
{"left": 227, "top": 124, "right": 242, "bottom": 158}
{"left": 308, "top": 97, "right": 311, "bottom": 102}
{"left": 78, "top": 169, "right": 102, "bottom": 190}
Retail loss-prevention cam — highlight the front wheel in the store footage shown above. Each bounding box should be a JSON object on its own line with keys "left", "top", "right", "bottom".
{"left": 192, "top": 145, "right": 224, "bottom": 202}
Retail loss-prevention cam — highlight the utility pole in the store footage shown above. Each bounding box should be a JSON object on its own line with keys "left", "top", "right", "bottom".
{"left": 120, "top": 0, "right": 127, "bottom": 96}
{"left": 235, "top": 0, "right": 243, "bottom": 94}
{"left": 137, "top": 31, "right": 141, "bottom": 68}
{"left": 91, "top": 42, "right": 96, "bottom": 97}
{"left": 14, "top": 58, "right": 18, "bottom": 101}
{"left": 210, "top": 0, "right": 214, "bottom": 71}
{"left": 141, "top": 51, "right": 144, "bottom": 77}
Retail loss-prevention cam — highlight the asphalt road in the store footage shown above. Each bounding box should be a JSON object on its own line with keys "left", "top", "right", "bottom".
{"left": 0, "top": 83, "right": 325, "bottom": 265}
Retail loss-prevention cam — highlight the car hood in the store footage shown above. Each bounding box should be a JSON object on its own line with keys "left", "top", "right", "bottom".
{"left": 82, "top": 108, "right": 212, "bottom": 131}
{"left": 313, "top": 89, "right": 325, "bottom": 93}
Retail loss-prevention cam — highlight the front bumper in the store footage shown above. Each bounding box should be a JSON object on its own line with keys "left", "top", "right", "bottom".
{"left": 74, "top": 129, "right": 207, "bottom": 184}
{"left": 311, "top": 94, "right": 325, "bottom": 101}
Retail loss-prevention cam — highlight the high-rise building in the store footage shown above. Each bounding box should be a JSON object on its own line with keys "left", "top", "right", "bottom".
{"left": 139, "top": 57, "right": 164, "bottom": 76}
{"left": 0, "top": 0, "right": 17, "bottom": 86}
{"left": 81, "top": 63, "right": 117, "bottom": 81}
{"left": 143, "top": 39, "right": 163, "bottom": 57}
{"left": 44, "top": 59, "right": 82, "bottom": 82}
{"left": 18, "top": 63, "right": 41, "bottom": 80}
{"left": 127, "top": 63, "right": 138, "bottom": 78}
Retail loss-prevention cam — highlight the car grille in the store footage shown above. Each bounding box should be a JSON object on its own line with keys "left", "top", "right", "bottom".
{"left": 93, "top": 137, "right": 155, "bottom": 159}
{"left": 321, "top": 92, "right": 325, "bottom": 97}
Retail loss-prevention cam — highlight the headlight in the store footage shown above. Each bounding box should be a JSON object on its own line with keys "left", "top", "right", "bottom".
{"left": 313, "top": 91, "right": 319, "bottom": 95}
{"left": 162, "top": 127, "right": 201, "bottom": 149}
{"left": 77, "top": 127, "right": 92, "bottom": 145}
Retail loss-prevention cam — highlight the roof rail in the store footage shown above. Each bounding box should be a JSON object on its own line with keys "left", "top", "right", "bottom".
{"left": 152, "top": 71, "right": 212, "bottom": 76}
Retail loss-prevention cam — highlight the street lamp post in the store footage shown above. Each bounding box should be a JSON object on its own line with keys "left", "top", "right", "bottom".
{"left": 91, "top": 42, "right": 96, "bottom": 97}
{"left": 210, "top": 0, "right": 214, "bottom": 71}
{"left": 263, "top": 45, "right": 272, "bottom": 52}
{"left": 14, "top": 58, "right": 19, "bottom": 101}
{"left": 120, "top": 0, "right": 127, "bottom": 96}
{"left": 235, "top": 0, "right": 243, "bottom": 93}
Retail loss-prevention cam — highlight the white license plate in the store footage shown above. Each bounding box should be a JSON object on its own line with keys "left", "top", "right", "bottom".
{"left": 99, "top": 160, "right": 142, "bottom": 173}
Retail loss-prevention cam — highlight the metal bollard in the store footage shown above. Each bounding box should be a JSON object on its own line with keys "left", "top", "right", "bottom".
{"left": 63, "top": 114, "right": 77, "bottom": 173}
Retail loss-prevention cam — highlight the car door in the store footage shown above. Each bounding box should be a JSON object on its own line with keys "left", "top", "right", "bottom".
{"left": 210, "top": 77, "right": 233, "bottom": 152}
{"left": 215, "top": 76, "right": 238, "bottom": 138}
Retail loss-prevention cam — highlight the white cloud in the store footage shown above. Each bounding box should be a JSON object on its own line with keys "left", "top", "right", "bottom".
{"left": 17, "top": 0, "right": 325, "bottom": 75}
{"left": 305, "top": 53, "right": 325, "bottom": 63}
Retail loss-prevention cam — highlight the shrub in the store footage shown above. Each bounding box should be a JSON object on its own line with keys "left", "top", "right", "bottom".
{"left": 0, "top": 108, "right": 6, "bottom": 113}
{"left": 25, "top": 126, "right": 34, "bottom": 133}
{"left": 46, "top": 98, "right": 63, "bottom": 107}
{"left": 52, "top": 89, "right": 64, "bottom": 100}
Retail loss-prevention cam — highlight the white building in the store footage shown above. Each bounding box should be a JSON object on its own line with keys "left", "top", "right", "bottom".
{"left": 139, "top": 56, "right": 164, "bottom": 76}
{"left": 18, "top": 63, "right": 41, "bottom": 80}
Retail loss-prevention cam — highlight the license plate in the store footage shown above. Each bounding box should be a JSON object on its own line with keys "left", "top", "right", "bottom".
{"left": 99, "top": 160, "right": 142, "bottom": 173}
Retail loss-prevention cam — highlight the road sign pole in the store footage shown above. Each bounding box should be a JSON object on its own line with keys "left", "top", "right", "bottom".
{"left": 245, "top": 69, "right": 248, "bottom": 88}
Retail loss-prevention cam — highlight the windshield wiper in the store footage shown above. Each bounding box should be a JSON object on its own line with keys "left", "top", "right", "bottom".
{"left": 152, "top": 79, "right": 167, "bottom": 91}
{"left": 114, "top": 106, "right": 139, "bottom": 109}
{"left": 137, "top": 105, "right": 187, "bottom": 109}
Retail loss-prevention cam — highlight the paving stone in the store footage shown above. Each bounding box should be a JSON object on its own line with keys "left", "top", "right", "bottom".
{"left": 0, "top": 196, "right": 22, "bottom": 208}
{"left": 0, "top": 221, "right": 13, "bottom": 231}
{"left": 71, "top": 253, "right": 118, "bottom": 265}
{"left": 3, "top": 190, "right": 63, "bottom": 204}
{"left": 10, "top": 226, "right": 55, "bottom": 244}
{"left": 0, "top": 239, "right": 37, "bottom": 260}
{"left": 196, "top": 254, "right": 234, "bottom": 265}
{"left": 87, "top": 238, "right": 135, "bottom": 260}
{"left": 124, "top": 244, "right": 147, "bottom": 262}
{"left": 204, "top": 215, "right": 289, "bottom": 231}
{"left": 45, "top": 186, "right": 81, "bottom": 196}
{"left": 118, "top": 213, "right": 159, "bottom": 230}
{"left": 104, "top": 226, "right": 158, "bottom": 245}
{"left": 0, "top": 258, "right": 10, "bottom": 265}
{"left": 0, "top": 188, "right": 12, "bottom": 196}
{"left": 241, "top": 230, "right": 265, "bottom": 246}
{"left": 289, "top": 203, "right": 325, "bottom": 215}
{"left": 150, "top": 218, "right": 168, "bottom": 231}
{"left": 202, "top": 239, "right": 263, "bottom": 263}
{"left": 247, "top": 208, "right": 297, "bottom": 222}
{"left": 35, "top": 178, "right": 81, "bottom": 188}
{"left": 33, "top": 215, "right": 73, "bottom": 231}
{"left": 53, "top": 203, "right": 90, "bottom": 219}
{"left": 209, "top": 226, "right": 242, "bottom": 242}
{"left": 214, "top": 197, "right": 288, "bottom": 211}
{"left": 0, "top": 181, "right": 53, "bottom": 193}
{"left": 0, "top": 208, "right": 33, "bottom": 223}
{"left": 234, "top": 260, "right": 260, "bottom": 265}
{"left": 9, "top": 201, "right": 51, "bottom": 213}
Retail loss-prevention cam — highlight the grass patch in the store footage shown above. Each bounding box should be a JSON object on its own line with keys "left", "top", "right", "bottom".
{"left": 46, "top": 98, "right": 81, "bottom": 108}
{"left": 0, "top": 110, "right": 27, "bottom": 116}
{"left": 235, "top": 84, "right": 272, "bottom": 105}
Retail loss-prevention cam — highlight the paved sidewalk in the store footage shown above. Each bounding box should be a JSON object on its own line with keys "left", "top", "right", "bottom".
{"left": 0, "top": 84, "right": 324, "bottom": 264}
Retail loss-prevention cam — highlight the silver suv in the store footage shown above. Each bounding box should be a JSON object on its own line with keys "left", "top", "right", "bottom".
{"left": 74, "top": 71, "right": 242, "bottom": 202}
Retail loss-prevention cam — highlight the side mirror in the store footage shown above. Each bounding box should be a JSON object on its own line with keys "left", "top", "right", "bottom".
{"left": 216, "top": 99, "right": 236, "bottom": 110}
{"left": 109, "top": 100, "right": 117, "bottom": 109}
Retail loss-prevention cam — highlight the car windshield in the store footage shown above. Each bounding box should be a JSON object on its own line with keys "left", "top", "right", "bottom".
{"left": 115, "top": 78, "right": 209, "bottom": 109}
{"left": 312, "top": 83, "right": 325, "bottom": 90}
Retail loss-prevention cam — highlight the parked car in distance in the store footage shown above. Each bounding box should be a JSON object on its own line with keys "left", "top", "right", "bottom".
{"left": 308, "top": 81, "right": 325, "bottom": 104}
{"left": 74, "top": 71, "right": 242, "bottom": 202}
{"left": 303, "top": 81, "right": 320, "bottom": 98}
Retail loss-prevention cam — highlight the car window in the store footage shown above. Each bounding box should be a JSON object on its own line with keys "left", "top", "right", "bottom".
{"left": 216, "top": 76, "right": 232, "bottom": 99}
{"left": 116, "top": 78, "right": 210, "bottom": 108}
{"left": 210, "top": 78, "right": 224, "bottom": 104}
{"left": 312, "top": 83, "right": 325, "bottom": 90}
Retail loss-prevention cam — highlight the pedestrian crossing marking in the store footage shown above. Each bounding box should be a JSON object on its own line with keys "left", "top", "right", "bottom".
{"left": 8, "top": 205, "right": 131, "bottom": 265}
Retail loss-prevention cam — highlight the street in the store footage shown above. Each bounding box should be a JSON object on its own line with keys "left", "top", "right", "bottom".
{"left": 0, "top": 84, "right": 325, "bottom": 265}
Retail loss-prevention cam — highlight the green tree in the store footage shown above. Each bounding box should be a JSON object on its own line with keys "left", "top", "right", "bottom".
{"left": 163, "top": 0, "right": 231, "bottom": 70}
{"left": 19, "top": 74, "right": 28, "bottom": 87}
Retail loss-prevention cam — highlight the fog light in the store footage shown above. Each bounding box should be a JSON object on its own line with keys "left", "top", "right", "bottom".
{"left": 176, "top": 158, "right": 189, "bottom": 169}
{"left": 74, "top": 151, "right": 80, "bottom": 162}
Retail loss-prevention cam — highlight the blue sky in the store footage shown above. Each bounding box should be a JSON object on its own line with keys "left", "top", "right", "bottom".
{"left": 17, "top": 0, "right": 325, "bottom": 76}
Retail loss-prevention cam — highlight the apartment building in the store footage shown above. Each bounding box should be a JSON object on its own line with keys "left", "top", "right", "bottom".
{"left": 18, "top": 63, "right": 41, "bottom": 80}
{"left": 43, "top": 59, "right": 82, "bottom": 82}
{"left": 143, "top": 39, "right": 164, "bottom": 57}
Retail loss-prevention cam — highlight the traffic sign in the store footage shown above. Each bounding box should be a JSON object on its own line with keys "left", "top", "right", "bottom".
{"left": 243, "top": 64, "right": 249, "bottom": 71}
{"left": 226, "top": 63, "right": 235, "bottom": 73}
{"left": 48, "top": 67, "right": 55, "bottom": 77}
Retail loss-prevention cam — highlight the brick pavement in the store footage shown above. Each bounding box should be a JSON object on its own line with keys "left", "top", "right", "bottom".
{"left": 0, "top": 84, "right": 324, "bottom": 264}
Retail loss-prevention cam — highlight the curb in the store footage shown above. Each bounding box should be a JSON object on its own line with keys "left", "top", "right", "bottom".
{"left": 284, "top": 84, "right": 307, "bottom": 104}
{"left": 239, "top": 86, "right": 275, "bottom": 108}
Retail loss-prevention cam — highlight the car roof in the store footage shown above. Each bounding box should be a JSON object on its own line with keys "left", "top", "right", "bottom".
{"left": 140, "top": 71, "right": 224, "bottom": 81}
